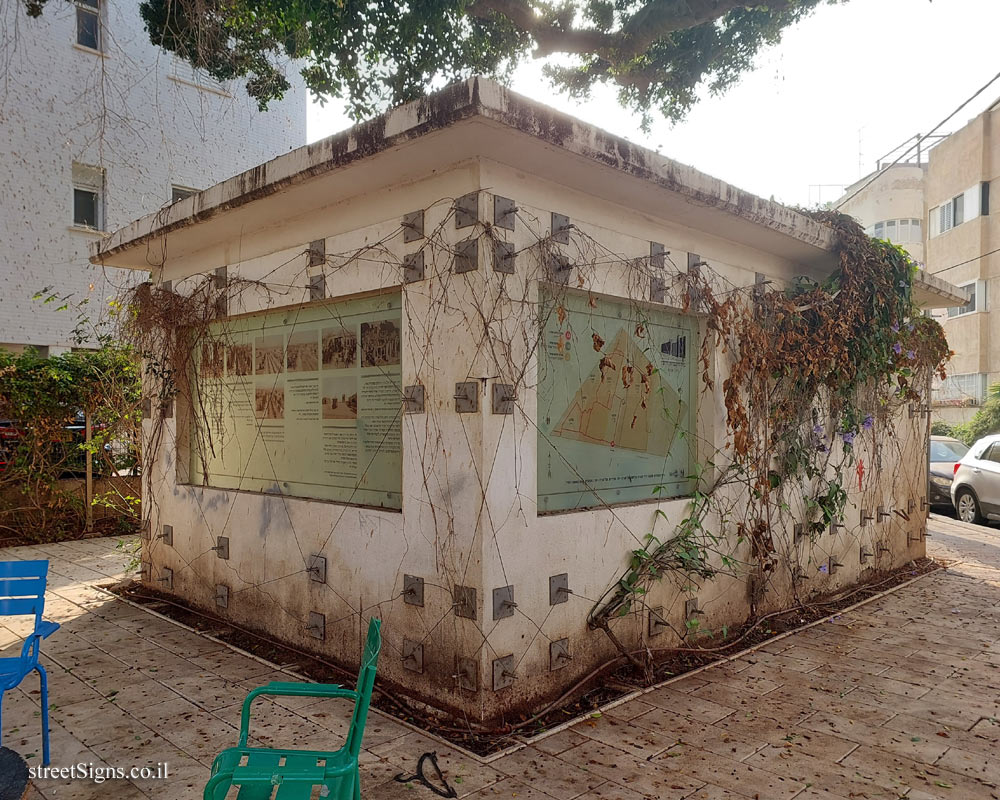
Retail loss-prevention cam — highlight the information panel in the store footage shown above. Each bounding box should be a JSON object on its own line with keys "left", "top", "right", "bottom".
{"left": 537, "top": 288, "right": 695, "bottom": 512}
{"left": 192, "top": 293, "right": 402, "bottom": 509}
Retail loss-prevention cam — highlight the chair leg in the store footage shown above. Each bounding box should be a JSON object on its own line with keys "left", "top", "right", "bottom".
{"left": 37, "top": 663, "right": 51, "bottom": 766}
{"left": 353, "top": 772, "right": 361, "bottom": 800}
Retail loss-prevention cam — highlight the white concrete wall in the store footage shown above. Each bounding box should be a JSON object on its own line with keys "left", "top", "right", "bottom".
{"left": 0, "top": 0, "right": 306, "bottom": 352}
{"left": 139, "top": 156, "right": 929, "bottom": 721}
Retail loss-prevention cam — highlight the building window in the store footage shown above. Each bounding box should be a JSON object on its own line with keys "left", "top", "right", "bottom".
{"left": 75, "top": 0, "right": 100, "bottom": 50}
{"left": 171, "top": 185, "right": 197, "bottom": 203}
{"left": 947, "top": 282, "right": 981, "bottom": 318}
{"left": 72, "top": 162, "right": 104, "bottom": 230}
{"left": 952, "top": 193, "right": 964, "bottom": 227}
{"left": 170, "top": 55, "right": 229, "bottom": 95}
{"left": 873, "top": 222, "right": 884, "bottom": 239}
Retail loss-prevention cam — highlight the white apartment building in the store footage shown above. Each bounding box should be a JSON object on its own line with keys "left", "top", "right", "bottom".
{"left": 838, "top": 117, "right": 999, "bottom": 424}
{"left": 0, "top": 0, "right": 306, "bottom": 353}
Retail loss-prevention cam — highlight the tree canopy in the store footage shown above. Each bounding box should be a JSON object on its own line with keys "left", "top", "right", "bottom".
{"left": 23, "top": 0, "right": 837, "bottom": 122}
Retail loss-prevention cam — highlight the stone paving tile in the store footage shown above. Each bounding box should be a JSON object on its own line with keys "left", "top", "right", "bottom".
{"left": 7, "top": 516, "right": 1000, "bottom": 800}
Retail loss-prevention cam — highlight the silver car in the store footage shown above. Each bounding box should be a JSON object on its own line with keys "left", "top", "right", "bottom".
{"left": 951, "top": 433, "right": 1000, "bottom": 524}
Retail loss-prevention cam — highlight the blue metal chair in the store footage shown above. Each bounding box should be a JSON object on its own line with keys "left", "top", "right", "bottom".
{"left": 0, "top": 560, "right": 60, "bottom": 765}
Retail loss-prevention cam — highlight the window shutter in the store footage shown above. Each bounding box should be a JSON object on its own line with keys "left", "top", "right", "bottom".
{"left": 964, "top": 185, "right": 980, "bottom": 220}
{"left": 929, "top": 207, "right": 939, "bottom": 237}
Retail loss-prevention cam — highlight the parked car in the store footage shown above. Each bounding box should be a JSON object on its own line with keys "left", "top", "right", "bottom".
{"left": 951, "top": 433, "right": 1000, "bottom": 524}
{"left": 928, "top": 435, "right": 970, "bottom": 509}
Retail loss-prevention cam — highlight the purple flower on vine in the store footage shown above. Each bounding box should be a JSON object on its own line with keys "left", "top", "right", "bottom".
{"left": 818, "top": 444, "right": 828, "bottom": 453}
{"left": 891, "top": 322, "right": 900, "bottom": 333}
{"left": 862, "top": 415, "right": 874, "bottom": 430}
{"left": 907, "top": 349, "right": 916, "bottom": 360}
{"left": 907, "top": 321, "right": 915, "bottom": 332}
{"left": 893, "top": 342, "right": 903, "bottom": 355}
{"left": 813, "top": 424, "right": 823, "bottom": 435}
{"left": 842, "top": 431, "right": 856, "bottom": 446}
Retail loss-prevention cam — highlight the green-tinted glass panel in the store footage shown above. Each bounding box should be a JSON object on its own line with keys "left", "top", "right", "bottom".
{"left": 537, "top": 287, "right": 696, "bottom": 512}
{"left": 191, "top": 293, "right": 402, "bottom": 509}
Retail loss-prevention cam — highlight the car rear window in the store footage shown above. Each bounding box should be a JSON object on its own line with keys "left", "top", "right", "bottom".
{"left": 930, "top": 440, "right": 969, "bottom": 461}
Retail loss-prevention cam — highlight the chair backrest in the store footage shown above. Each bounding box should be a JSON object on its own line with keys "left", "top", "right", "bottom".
{"left": 345, "top": 617, "right": 382, "bottom": 757}
{"left": 0, "top": 560, "right": 49, "bottom": 627}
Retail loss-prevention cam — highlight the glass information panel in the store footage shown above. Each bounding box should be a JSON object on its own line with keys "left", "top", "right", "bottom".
{"left": 192, "top": 293, "right": 402, "bottom": 509}
{"left": 537, "top": 287, "right": 695, "bottom": 512}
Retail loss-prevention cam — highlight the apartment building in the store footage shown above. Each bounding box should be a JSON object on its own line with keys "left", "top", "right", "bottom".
{"left": 839, "top": 107, "right": 999, "bottom": 424}
{"left": 0, "top": 0, "right": 306, "bottom": 354}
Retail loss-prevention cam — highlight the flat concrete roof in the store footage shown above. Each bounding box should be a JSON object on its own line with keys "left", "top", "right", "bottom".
{"left": 92, "top": 77, "right": 841, "bottom": 270}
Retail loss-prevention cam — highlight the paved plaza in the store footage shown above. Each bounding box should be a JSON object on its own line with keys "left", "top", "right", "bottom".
{"left": 2, "top": 514, "right": 999, "bottom": 799}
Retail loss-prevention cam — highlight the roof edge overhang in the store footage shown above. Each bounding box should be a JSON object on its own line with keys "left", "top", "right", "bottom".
{"left": 91, "top": 77, "right": 836, "bottom": 269}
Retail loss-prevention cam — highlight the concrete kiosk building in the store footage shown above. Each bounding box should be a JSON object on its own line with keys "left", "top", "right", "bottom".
{"left": 93, "top": 79, "right": 959, "bottom": 723}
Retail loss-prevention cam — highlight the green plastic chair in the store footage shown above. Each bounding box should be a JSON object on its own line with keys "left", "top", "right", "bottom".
{"left": 204, "top": 618, "right": 382, "bottom": 800}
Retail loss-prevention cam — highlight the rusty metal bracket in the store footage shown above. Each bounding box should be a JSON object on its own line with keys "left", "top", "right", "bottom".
{"left": 491, "top": 383, "right": 515, "bottom": 415}
{"left": 829, "top": 518, "right": 845, "bottom": 534}
{"left": 650, "top": 241, "right": 666, "bottom": 270}
{"left": 215, "top": 584, "right": 229, "bottom": 609}
{"left": 551, "top": 212, "right": 570, "bottom": 244}
{"left": 549, "top": 573, "right": 569, "bottom": 605}
{"left": 307, "top": 612, "right": 326, "bottom": 641}
{"left": 492, "top": 585, "right": 516, "bottom": 620}
{"left": 157, "top": 567, "right": 173, "bottom": 590}
{"left": 877, "top": 506, "right": 891, "bottom": 521}
{"left": 307, "top": 239, "right": 325, "bottom": 267}
{"left": 403, "top": 385, "right": 425, "bottom": 414}
{"left": 402, "top": 639, "right": 423, "bottom": 673}
{"left": 454, "top": 382, "right": 479, "bottom": 413}
{"left": 547, "top": 253, "right": 571, "bottom": 285}
{"left": 493, "top": 241, "right": 515, "bottom": 274}
{"left": 455, "top": 193, "right": 479, "bottom": 228}
{"left": 828, "top": 556, "right": 844, "bottom": 575}
{"left": 493, "top": 196, "right": 516, "bottom": 231}
{"left": 403, "top": 251, "right": 425, "bottom": 283}
{"left": 454, "top": 585, "right": 476, "bottom": 620}
{"left": 648, "top": 606, "right": 669, "bottom": 636}
{"left": 157, "top": 524, "right": 173, "bottom": 546}
{"left": 455, "top": 657, "right": 478, "bottom": 692}
{"left": 402, "top": 210, "right": 424, "bottom": 242}
{"left": 212, "top": 536, "right": 230, "bottom": 560}
{"left": 309, "top": 273, "right": 326, "bottom": 301}
{"left": 549, "top": 639, "right": 571, "bottom": 671}
{"left": 454, "top": 239, "right": 479, "bottom": 274}
{"left": 403, "top": 574, "right": 425, "bottom": 606}
{"left": 307, "top": 555, "right": 327, "bottom": 584}
{"left": 859, "top": 546, "right": 873, "bottom": 564}
{"left": 492, "top": 655, "right": 515, "bottom": 691}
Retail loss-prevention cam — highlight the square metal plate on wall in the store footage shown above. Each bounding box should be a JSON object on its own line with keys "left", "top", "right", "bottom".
{"left": 650, "top": 241, "right": 666, "bottom": 269}
{"left": 493, "top": 241, "right": 515, "bottom": 274}
{"left": 648, "top": 606, "right": 669, "bottom": 636}
{"left": 549, "top": 639, "right": 571, "bottom": 671}
{"left": 307, "top": 239, "right": 325, "bottom": 267}
{"left": 491, "top": 384, "right": 515, "bottom": 415}
{"left": 402, "top": 385, "right": 425, "bottom": 414}
{"left": 493, "top": 196, "right": 516, "bottom": 230}
{"left": 214, "top": 536, "right": 230, "bottom": 560}
{"left": 158, "top": 567, "right": 173, "bottom": 591}
{"left": 454, "top": 585, "right": 476, "bottom": 620}
{"left": 547, "top": 253, "right": 571, "bottom": 285}
{"left": 454, "top": 239, "right": 479, "bottom": 274}
{"left": 551, "top": 212, "right": 570, "bottom": 244}
{"left": 403, "top": 251, "right": 425, "bottom": 283}
{"left": 492, "top": 655, "right": 515, "bottom": 691}
{"left": 650, "top": 276, "right": 666, "bottom": 303}
{"left": 492, "top": 585, "right": 515, "bottom": 620}
{"left": 159, "top": 524, "right": 173, "bottom": 546}
{"left": 309, "top": 273, "right": 326, "bottom": 301}
{"left": 455, "top": 193, "right": 479, "bottom": 228}
{"left": 402, "top": 210, "right": 424, "bottom": 242}
{"left": 549, "top": 573, "right": 569, "bottom": 605}
{"left": 403, "top": 574, "right": 424, "bottom": 606}
{"left": 454, "top": 382, "right": 479, "bottom": 413}
{"left": 215, "top": 584, "right": 229, "bottom": 609}
{"left": 307, "top": 555, "right": 327, "bottom": 584}
{"left": 307, "top": 612, "right": 326, "bottom": 640}
{"left": 456, "top": 657, "right": 478, "bottom": 692}
{"left": 402, "top": 639, "right": 423, "bottom": 673}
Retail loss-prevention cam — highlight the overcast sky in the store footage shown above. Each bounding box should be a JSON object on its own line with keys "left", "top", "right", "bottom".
{"left": 308, "top": 0, "right": 1000, "bottom": 208}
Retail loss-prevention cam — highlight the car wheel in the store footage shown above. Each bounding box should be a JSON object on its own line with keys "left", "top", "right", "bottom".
{"left": 956, "top": 489, "right": 983, "bottom": 525}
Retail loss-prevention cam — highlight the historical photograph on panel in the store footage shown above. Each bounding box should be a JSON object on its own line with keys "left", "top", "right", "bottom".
{"left": 321, "top": 376, "right": 359, "bottom": 420}
{"left": 321, "top": 326, "right": 358, "bottom": 370}
{"left": 255, "top": 381, "right": 285, "bottom": 420}
{"left": 228, "top": 343, "right": 253, "bottom": 377}
{"left": 286, "top": 330, "right": 319, "bottom": 372}
{"left": 254, "top": 335, "right": 285, "bottom": 374}
{"left": 360, "top": 318, "right": 401, "bottom": 367}
{"left": 200, "top": 339, "right": 224, "bottom": 379}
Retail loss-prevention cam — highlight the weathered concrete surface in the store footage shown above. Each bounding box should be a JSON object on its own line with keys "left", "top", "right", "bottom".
{"left": 3, "top": 515, "right": 1000, "bottom": 798}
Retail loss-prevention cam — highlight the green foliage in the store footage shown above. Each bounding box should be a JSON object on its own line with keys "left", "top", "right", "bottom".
{"left": 0, "top": 346, "right": 141, "bottom": 542}
{"left": 17, "top": 0, "right": 838, "bottom": 122}
{"left": 930, "top": 420, "right": 955, "bottom": 438}
{"left": 949, "top": 392, "right": 1000, "bottom": 446}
